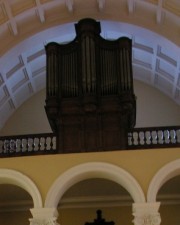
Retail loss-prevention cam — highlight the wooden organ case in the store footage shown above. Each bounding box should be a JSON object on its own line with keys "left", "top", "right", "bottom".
{"left": 45, "top": 18, "right": 136, "bottom": 153}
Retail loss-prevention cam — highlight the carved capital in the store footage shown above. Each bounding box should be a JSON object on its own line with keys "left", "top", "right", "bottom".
{"left": 133, "top": 214, "right": 161, "bottom": 225}
{"left": 30, "top": 208, "right": 59, "bottom": 225}
{"left": 132, "top": 203, "right": 161, "bottom": 225}
{"left": 30, "top": 217, "right": 59, "bottom": 225}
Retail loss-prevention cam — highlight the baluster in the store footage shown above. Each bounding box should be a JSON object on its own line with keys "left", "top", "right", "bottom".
{"left": 15, "top": 139, "right": 21, "bottom": 153}
{"left": 40, "top": 137, "right": 45, "bottom": 151}
{"left": 170, "top": 129, "right": 176, "bottom": 144}
{"left": 157, "top": 130, "right": 163, "bottom": 144}
{"left": 10, "top": 139, "right": 16, "bottom": 153}
{"left": 133, "top": 132, "right": 139, "bottom": 145}
{"left": 151, "top": 130, "right": 158, "bottom": 144}
{"left": 164, "top": 130, "right": 170, "bottom": 144}
{"left": 46, "top": 137, "right": 51, "bottom": 150}
{"left": 145, "top": 131, "right": 151, "bottom": 145}
{"left": 139, "top": 131, "right": 145, "bottom": 145}
{"left": 28, "top": 138, "right": 33, "bottom": 152}
{"left": 22, "top": 139, "right": 28, "bottom": 152}
{"left": 33, "top": 138, "right": 39, "bottom": 151}
{"left": 47, "top": 137, "right": 53, "bottom": 150}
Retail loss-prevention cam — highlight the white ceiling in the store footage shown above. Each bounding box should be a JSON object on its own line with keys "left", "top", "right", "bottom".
{"left": 0, "top": 0, "right": 179, "bottom": 130}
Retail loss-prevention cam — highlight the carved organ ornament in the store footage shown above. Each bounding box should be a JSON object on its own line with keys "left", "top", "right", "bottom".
{"left": 45, "top": 18, "right": 136, "bottom": 153}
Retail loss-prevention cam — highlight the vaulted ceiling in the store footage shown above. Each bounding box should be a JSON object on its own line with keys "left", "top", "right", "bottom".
{"left": 0, "top": 0, "right": 179, "bottom": 130}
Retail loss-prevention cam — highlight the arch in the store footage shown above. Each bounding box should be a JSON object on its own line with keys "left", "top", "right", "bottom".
{"left": 0, "top": 168, "right": 42, "bottom": 208}
{"left": 0, "top": 19, "right": 179, "bottom": 130}
{"left": 45, "top": 162, "right": 145, "bottom": 207}
{"left": 147, "top": 159, "right": 180, "bottom": 202}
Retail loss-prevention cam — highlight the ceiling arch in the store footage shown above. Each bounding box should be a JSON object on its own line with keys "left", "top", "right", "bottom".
{"left": 0, "top": 0, "right": 179, "bottom": 130}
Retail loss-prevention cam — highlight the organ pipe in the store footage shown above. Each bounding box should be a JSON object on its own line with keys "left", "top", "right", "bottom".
{"left": 46, "top": 19, "right": 135, "bottom": 98}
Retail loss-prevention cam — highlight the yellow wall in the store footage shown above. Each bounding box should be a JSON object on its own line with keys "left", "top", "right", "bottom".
{"left": 0, "top": 148, "right": 179, "bottom": 203}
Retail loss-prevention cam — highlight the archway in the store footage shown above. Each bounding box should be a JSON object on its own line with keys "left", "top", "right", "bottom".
{"left": 0, "top": 168, "right": 42, "bottom": 208}
{"left": 147, "top": 159, "right": 180, "bottom": 225}
{"left": 45, "top": 162, "right": 145, "bottom": 208}
{"left": 147, "top": 159, "right": 180, "bottom": 202}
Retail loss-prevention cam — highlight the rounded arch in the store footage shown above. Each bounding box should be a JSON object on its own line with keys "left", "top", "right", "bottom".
{"left": 0, "top": 19, "right": 179, "bottom": 130}
{"left": 45, "top": 162, "right": 145, "bottom": 207}
{"left": 147, "top": 159, "right": 180, "bottom": 202}
{"left": 0, "top": 168, "right": 42, "bottom": 208}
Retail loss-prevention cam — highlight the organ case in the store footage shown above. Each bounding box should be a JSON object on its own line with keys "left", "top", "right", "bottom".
{"left": 45, "top": 18, "right": 136, "bottom": 153}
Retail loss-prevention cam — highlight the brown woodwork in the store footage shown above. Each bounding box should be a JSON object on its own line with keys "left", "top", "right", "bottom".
{"left": 45, "top": 18, "right": 136, "bottom": 153}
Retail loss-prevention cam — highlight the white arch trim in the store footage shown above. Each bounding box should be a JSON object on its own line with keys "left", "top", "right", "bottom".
{"left": 147, "top": 159, "right": 180, "bottom": 202}
{"left": 45, "top": 162, "right": 145, "bottom": 207}
{"left": 0, "top": 169, "right": 42, "bottom": 208}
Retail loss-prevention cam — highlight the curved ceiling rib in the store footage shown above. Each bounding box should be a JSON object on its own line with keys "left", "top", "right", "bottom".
{"left": 0, "top": 0, "right": 179, "bottom": 130}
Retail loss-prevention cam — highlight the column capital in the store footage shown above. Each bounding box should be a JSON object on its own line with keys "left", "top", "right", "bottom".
{"left": 29, "top": 208, "right": 59, "bottom": 225}
{"left": 132, "top": 203, "right": 161, "bottom": 225}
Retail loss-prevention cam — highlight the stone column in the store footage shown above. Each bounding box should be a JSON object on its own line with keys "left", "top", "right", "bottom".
{"left": 132, "top": 203, "right": 161, "bottom": 225}
{"left": 29, "top": 208, "right": 59, "bottom": 225}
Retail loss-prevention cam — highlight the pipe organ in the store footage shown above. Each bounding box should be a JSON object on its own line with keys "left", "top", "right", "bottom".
{"left": 45, "top": 18, "right": 136, "bottom": 153}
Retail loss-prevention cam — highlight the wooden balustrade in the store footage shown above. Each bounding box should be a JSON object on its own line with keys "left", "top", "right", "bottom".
{"left": 0, "top": 126, "right": 179, "bottom": 157}
{"left": 0, "top": 133, "right": 57, "bottom": 157}
{"left": 128, "top": 126, "right": 180, "bottom": 149}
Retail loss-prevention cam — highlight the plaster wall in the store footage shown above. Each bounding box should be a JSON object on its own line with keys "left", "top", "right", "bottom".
{"left": 0, "top": 80, "right": 180, "bottom": 136}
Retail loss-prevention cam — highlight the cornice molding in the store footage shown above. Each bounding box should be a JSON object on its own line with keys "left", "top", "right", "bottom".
{"left": 0, "top": 194, "right": 179, "bottom": 212}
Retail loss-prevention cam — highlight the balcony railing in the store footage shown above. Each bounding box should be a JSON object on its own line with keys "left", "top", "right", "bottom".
{"left": 128, "top": 126, "right": 180, "bottom": 149}
{"left": 0, "top": 126, "right": 179, "bottom": 157}
{"left": 0, "top": 133, "right": 57, "bottom": 157}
